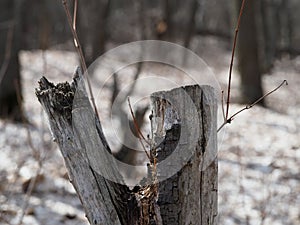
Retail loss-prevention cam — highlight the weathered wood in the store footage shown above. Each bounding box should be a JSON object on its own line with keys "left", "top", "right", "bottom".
{"left": 35, "top": 71, "right": 134, "bottom": 225}
{"left": 150, "top": 85, "right": 218, "bottom": 225}
{"left": 35, "top": 71, "right": 217, "bottom": 225}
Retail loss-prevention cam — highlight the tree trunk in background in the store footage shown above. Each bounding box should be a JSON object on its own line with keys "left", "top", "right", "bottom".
{"left": 277, "top": 0, "right": 293, "bottom": 55}
{"left": 258, "top": 0, "right": 278, "bottom": 73}
{"left": 77, "top": 0, "right": 111, "bottom": 67}
{"left": 0, "top": 0, "right": 23, "bottom": 121}
{"left": 20, "top": 0, "right": 70, "bottom": 50}
{"left": 183, "top": 0, "right": 199, "bottom": 49}
{"left": 236, "top": 0, "right": 264, "bottom": 105}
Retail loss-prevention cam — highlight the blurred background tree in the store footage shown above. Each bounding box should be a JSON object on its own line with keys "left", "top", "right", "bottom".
{"left": 0, "top": 0, "right": 23, "bottom": 121}
{"left": 77, "top": 0, "right": 111, "bottom": 66}
{"left": 236, "top": 0, "right": 264, "bottom": 104}
{"left": 1, "top": 0, "right": 299, "bottom": 121}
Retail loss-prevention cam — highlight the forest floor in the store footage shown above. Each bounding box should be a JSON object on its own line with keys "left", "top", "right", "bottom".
{"left": 0, "top": 37, "right": 299, "bottom": 225}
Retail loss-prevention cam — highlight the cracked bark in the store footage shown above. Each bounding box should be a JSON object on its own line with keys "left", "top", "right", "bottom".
{"left": 35, "top": 70, "right": 217, "bottom": 225}
{"left": 150, "top": 85, "right": 218, "bottom": 225}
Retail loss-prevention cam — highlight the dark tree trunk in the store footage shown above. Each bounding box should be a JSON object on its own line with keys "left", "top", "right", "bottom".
{"left": 0, "top": 0, "right": 23, "bottom": 121}
{"left": 236, "top": 0, "right": 264, "bottom": 105}
{"left": 77, "top": 0, "right": 111, "bottom": 66}
{"left": 19, "top": 0, "right": 70, "bottom": 50}
{"left": 277, "top": 0, "right": 293, "bottom": 55}
{"left": 258, "top": 0, "right": 278, "bottom": 73}
{"left": 183, "top": 0, "right": 199, "bottom": 49}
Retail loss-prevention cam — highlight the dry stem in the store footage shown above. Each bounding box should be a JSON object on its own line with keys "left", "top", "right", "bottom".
{"left": 62, "top": 0, "right": 100, "bottom": 120}
{"left": 218, "top": 80, "right": 288, "bottom": 132}
{"left": 219, "top": 0, "right": 287, "bottom": 132}
{"left": 225, "top": 0, "right": 246, "bottom": 120}
{"left": 127, "top": 97, "right": 151, "bottom": 161}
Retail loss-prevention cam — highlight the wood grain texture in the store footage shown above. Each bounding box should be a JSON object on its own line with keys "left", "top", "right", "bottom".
{"left": 36, "top": 72, "right": 131, "bottom": 225}
{"left": 151, "top": 85, "right": 218, "bottom": 225}
{"left": 36, "top": 71, "right": 217, "bottom": 225}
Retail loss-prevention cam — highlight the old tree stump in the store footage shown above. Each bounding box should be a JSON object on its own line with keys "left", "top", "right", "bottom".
{"left": 35, "top": 70, "right": 217, "bottom": 225}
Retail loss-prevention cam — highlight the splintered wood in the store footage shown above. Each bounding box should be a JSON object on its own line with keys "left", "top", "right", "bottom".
{"left": 36, "top": 71, "right": 217, "bottom": 225}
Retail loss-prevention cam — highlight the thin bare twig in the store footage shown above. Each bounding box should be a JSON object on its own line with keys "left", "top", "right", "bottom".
{"left": 218, "top": 0, "right": 287, "bottom": 132}
{"left": 72, "top": 0, "right": 78, "bottom": 47}
{"left": 225, "top": 0, "right": 246, "bottom": 120}
{"left": 221, "top": 90, "right": 226, "bottom": 121}
{"left": 62, "top": 0, "right": 86, "bottom": 72}
{"left": 217, "top": 80, "right": 288, "bottom": 132}
{"left": 127, "top": 97, "right": 151, "bottom": 161}
{"left": 127, "top": 97, "right": 149, "bottom": 143}
{"left": 62, "top": 0, "right": 100, "bottom": 120}
{"left": 149, "top": 111, "right": 154, "bottom": 149}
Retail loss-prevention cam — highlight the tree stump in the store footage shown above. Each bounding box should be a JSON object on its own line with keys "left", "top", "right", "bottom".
{"left": 35, "top": 70, "right": 217, "bottom": 225}
{"left": 150, "top": 85, "right": 218, "bottom": 225}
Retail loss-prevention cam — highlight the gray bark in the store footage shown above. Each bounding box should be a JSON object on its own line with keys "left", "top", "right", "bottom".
{"left": 35, "top": 71, "right": 217, "bottom": 224}
{"left": 36, "top": 71, "right": 133, "bottom": 225}
{"left": 150, "top": 85, "right": 218, "bottom": 225}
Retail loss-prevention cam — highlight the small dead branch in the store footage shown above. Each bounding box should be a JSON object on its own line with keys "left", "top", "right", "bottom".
{"left": 62, "top": 0, "right": 86, "bottom": 72}
{"left": 72, "top": 0, "right": 78, "bottom": 36}
{"left": 219, "top": 0, "right": 287, "bottom": 132}
{"left": 127, "top": 97, "right": 151, "bottom": 161}
{"left": 218, "top": 80, "right": 288, "bottom": 132}
{"left": 62, "top": 0, "right": 100, "bottom": 125}
{"left": 225, "top": 0, "right": 246, "bottom": 120}
{"left": 221, "top": 90, "right": 226, "bottom": 122}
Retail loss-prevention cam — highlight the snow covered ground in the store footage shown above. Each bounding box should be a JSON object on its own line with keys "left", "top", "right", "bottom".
{"left": 0, "top": 37, "right": 299, "bottom": 224}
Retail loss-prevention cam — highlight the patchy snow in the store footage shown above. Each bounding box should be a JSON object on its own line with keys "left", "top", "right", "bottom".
{"left": 0, "top": 37, "right": 299, "bottom": 224}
